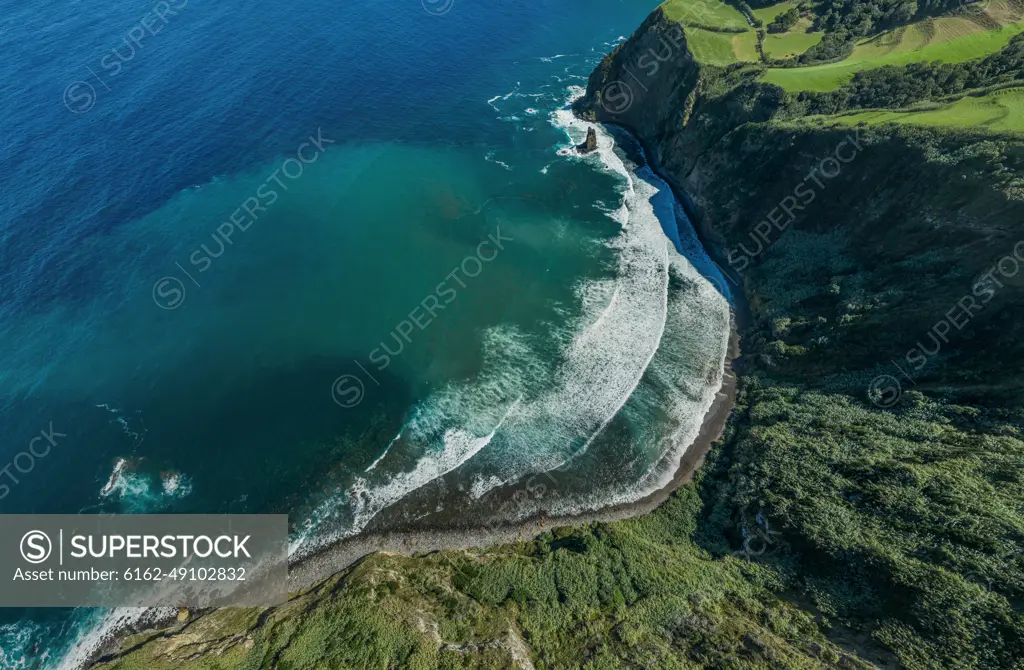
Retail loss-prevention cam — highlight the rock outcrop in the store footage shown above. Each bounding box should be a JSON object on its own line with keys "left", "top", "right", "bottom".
{"left": 575, "top": 127, "right": 597, "bottom": 154}
{"left": 573, "top": 9, "right": 782, "bottom": 229}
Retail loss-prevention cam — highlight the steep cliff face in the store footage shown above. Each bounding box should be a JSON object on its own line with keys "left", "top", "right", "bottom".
{"left": 577, "top": 13, "right": 1024, "bottom": 402}
{"left": 574, "top": 9, "right": 701, "bottom": 178}
{"left": 575, "top": 18, "right": 757, "bottom": 259}
{"left": 574, "top": 10, "right": 783, "bottom": 247}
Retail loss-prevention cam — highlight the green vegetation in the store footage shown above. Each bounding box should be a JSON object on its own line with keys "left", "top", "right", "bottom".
{"left": 763, "top": 22, "right": 825, "bottom": 58}
{"left": 765, "top": 20, "right": 1024, "bottom": 91}
{"left": 815, "top": 86, "right": 1024, "bottom": 131}
{"left": 680, "top": 122, "right": 1024, "bottom": 670}
{"left": 751, "top": 1, "right": 800, "bottom": 25}
{"left": 687, "top": 27, "right": 762, "bottom": 64}
{"left": 95, "top": 490, "right": 872, "bottom": 669}
{"left": 734, "top": 30, "right": 764, "bottom": 61}
{"left": 767, "top": 7, "right": 801, "bottom": 32}
{"left": 785, "top": 32, "right": 1024, "bottom": 116}
{"left": 663, "top": 0, "right": 761, "bottom": 64}
{"left": 662, "top": 0, "right": 751, "bottom": 28}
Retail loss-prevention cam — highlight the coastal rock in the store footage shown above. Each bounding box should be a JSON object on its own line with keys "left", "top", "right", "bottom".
{"left": 575, "top": 127, "right": 597, "bottom": 154}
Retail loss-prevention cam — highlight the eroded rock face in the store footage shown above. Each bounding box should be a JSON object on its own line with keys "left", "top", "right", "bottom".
{"left": 576, "top": 127, "right": 597, "bottom": 154}
{"left": 573, "top": 10, "right": 783, "bottom": 255}
{"left": 574, "top": 10, "right": 699, "bottom": 173}
{"left": 574, "top": 10, "right": 781, "bottom": 186}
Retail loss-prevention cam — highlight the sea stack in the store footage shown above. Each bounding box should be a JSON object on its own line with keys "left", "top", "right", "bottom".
{"left": 576, "top": 127, "right": 597, "bottom": 154}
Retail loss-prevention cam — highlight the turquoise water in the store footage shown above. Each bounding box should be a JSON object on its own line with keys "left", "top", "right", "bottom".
{"left": 0, "top": 0, "right": 730, "bottom": 666}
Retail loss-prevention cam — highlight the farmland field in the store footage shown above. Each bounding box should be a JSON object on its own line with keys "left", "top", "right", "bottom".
{"left": 751, "top": 1, "right": 797, "bottom": 24}
{"left": 663, "top": 0, "right": 750, "bottom": 29}
{"left": 764, "top": 21, "right": 1024, "bottom": 90}
{"left": 762, "top": 19, "right": 824, "bottom": 58}
{"left": 810, "top": 87, "right": 1024, "bottom": 131}
{"left": 664, "top": 0, "right": 759, "bottom": 64}
{"left": 762, "top": 1, "right": 1024, "bottom": 91}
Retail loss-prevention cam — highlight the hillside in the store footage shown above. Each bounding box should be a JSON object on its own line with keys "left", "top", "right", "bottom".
{"left": 88, "top": 1, "right": 1024, "bottom": 669}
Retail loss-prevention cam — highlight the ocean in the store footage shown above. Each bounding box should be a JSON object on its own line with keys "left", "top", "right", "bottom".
{"left": 0, "top": 0, "right": 730, "bottom": 666}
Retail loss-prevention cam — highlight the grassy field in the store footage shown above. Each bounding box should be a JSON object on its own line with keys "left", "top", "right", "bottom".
{"left": 810, "top": 86, "right": 1024, "bottom": 131}
{"left": 662, "top": 0, "right": 749, "bottom": 29}
{"left": 663, "top": 0, "right": 760, "bottom": 64}
{"left": 749, "top": 2, "right": 824, "bottom": 59}
{"left": 751, "top": 1, "right": 798, "bottom": 24}
{"left": 763, "top": 19, "right": 824, "bottom": 59}
{"left": 682, "top": 27, "right": 757, "bottom": 64}
{"left": 759, "top": 0, "right": 1024, "bottom": 91}
{"left": 733, "top": 30, "right": 761, "bottom": 61}
{"left": 761, "top": 21, "right": 1024, "bottom": 90}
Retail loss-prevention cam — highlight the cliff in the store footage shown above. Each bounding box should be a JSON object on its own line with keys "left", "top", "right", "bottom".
{"left": 577, "top": 11, "right": 1024, "bottom": 404}
{"left": 574, "top": 9, "right": 782, "bottom": 198}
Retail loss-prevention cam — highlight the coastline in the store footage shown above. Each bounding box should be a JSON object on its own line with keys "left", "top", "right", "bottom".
{"left": 85, "top": 310, "right": 740, "bottom": 667}
{"left": 83, "top": 119, "right": 748, "bottom": 668}
{"left": 287, "top": 313, "right": 740, "bottom": 590}
{"left": 286, "top": 119, "right": 747, "bottom": 591}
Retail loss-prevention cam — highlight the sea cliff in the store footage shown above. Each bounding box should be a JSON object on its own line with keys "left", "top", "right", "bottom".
{"left": 576, "top": 11, "right": 1024, "bottom": 402}
{"left": 576, "top": 11, "right": 1024, "bottom": 668}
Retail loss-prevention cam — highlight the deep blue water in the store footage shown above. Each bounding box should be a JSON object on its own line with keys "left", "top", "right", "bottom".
{"left": 0, "top": 1, "right": 735, "bottom": 666}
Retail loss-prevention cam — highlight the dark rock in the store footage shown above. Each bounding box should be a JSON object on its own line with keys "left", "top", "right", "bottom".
{"left": 576, "top": 127, "right": 597, "bottom": 154}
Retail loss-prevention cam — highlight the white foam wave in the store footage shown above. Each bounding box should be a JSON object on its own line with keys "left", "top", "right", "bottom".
{"left": 365, "top": 431, "right": 401, "bottom": 473}
{"left": 484, "top": 151, "right": 512, "bottom": 171}
{"left": 95, "top": 403, "right": 146, "bottom": 446}
{"left": 0, "top": 621, "right": 50, "bottom": 670}
{"left": 56, "top": 607, "right": 175, "bottom": 670}
{"left": 99, "top": 458, "right": 191, "bottom": 512}
{"left": 438, "top": 91, "right": 673, "bottom": 492}
{"left": 292, "top": 396, "right": 522, "bottom": 556}
{"left": 468, "top": 88, "right": 729, "bottom": 511}
{"left": 469, "top": 474, "right": 505, "bottom": 499}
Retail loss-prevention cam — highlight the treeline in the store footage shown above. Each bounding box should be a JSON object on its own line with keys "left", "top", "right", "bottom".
{"left": 791, "top": 33, "right": 1024, "bottom": 113}
{"left": 768, "top": 0, "right": 969, "bottom": 63}
{"left": 768, "top": 7, "right": 801, "bottom": 32}
{"left": 812, "top": 0, "right": 964, "bottom": 35}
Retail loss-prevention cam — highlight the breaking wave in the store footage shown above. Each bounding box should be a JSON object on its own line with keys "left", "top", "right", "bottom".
{"left": 289, "top": 85, "right": 730, "bottom": 556}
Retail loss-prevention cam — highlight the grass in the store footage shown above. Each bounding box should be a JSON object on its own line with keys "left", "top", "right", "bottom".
{"left": 750, "top": 2, "right": 824, "bottom": 59}
{"left": 764, "top": 21, "right": 1024, "bottom": 90}
{"left": 812, "top": 87, "right": 1024, "bottom": 131}
{"left": 662, "top": 0, "right": 760, "bottom": 64}
{"left": 751, "top": 1, "right": 798, "bottom": 25}
{"left": 762, "top": 0, "right": 1024, "bottom": 92}
{"left": 662, "top": 0, "right": 750, "bottom": 30}
{"left": 733, "top": 30, "right": 762, "bottom": 61}
{"left": 763, "top": 19, "right": 824, "bottom": 59}
{"left": 685, "top": 26, "right": 761, "bottom": 64}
